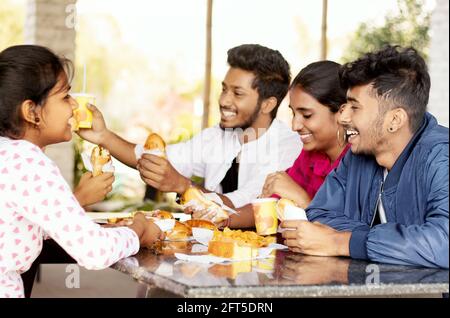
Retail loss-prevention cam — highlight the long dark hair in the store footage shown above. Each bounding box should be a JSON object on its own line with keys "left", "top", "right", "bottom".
{"left": 291, "top": 61, "right": 347, "bottom": 113}
{"left": 0, "top": 45, "right": 73, "bottom": 138}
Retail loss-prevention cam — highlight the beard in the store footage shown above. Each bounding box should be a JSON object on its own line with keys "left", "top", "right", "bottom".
{"left": 219, "top": 100, "right": 262, "bottom": 131}
{"left": 351, "top": 113, "right": 386, "bottom": 156}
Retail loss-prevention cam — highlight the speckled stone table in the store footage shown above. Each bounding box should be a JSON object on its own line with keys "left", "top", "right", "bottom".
{"left": 111, "top": 241, "right": 449, "bottom": 298}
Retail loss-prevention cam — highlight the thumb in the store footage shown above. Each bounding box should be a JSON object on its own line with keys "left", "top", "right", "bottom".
{"left": 78, "top": 172, "right": 92, "bottom": 184}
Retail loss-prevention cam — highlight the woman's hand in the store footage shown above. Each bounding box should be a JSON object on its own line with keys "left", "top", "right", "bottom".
{"left": 129, "top": 213, "right": 165, "bottom": 248}
{"left": 76, "top": 104, "right": 110, "bottom": 146}
{"left": 73, "top": 172, "right": 114, "bottom": 207}
{"left": 261, "top": 171, "right": 311, "bottom": 208}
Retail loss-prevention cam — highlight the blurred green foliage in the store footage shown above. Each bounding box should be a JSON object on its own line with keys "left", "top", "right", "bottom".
{"left": 342, "top": 0, "right": 431, "bottom": 63}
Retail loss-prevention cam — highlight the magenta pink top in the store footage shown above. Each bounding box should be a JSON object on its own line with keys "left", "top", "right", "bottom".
{"left": 282, "top": 144, "right": 351, "bottom": 199}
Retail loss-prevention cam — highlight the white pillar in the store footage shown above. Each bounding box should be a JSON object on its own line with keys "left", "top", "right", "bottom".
{"left": 428, "top": 0, "right": 449, "bottom": 127}
{"left": 25, "top": 0, "right": 77, "bottom": 187}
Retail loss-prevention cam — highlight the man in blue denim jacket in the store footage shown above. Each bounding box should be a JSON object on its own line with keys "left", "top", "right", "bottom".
{"left": 281, "top": 46, "right": 449, "bottom": 269}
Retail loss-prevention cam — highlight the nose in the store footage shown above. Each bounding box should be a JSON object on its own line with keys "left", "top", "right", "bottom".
{"left": 292, "top": 114, "right": 304, "bottom": 132}
{"left": 219, "top": 91, "right": 232, "bottom": 108}
{"left": 338, "top": 103, "right": 352, "bottom": 126}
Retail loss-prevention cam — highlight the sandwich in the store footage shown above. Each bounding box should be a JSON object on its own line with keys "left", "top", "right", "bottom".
{"left": 144, "top": 132, "right": 166, "bottom": 157}
{"left": 90, "top": 146, "right": 111, "bottom": 177}
{"left": 181, "top": 187, "right": 229, "bottom": 224}
{"left": 165, "top": 221, "right": 192, "bottom": 241}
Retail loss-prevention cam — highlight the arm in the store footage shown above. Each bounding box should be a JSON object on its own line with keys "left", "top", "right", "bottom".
{"left": 76, "top": 104, "right": 138, "bottom": 168}
{"left": 13, "top": 145, "right": 149, "bottom": 270}
{"left": 363, "top": 146, "right": 449, "bottom": 268}
{"left": 306, "top": 152, "right": 370, "bottom": 231}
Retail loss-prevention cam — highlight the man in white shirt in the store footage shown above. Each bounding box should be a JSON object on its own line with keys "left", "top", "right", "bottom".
{"left": 79, "top": 44, "right": 301, "bottom": 209}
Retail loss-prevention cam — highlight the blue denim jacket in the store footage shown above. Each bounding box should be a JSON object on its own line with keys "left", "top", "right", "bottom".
{"left": 306, "top": 112, "right": 449, "bottom": 268}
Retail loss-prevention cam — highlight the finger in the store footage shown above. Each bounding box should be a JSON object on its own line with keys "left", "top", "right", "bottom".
{"left": 138, "top": 159, "right": 165, "bottom": 175}
{"left": 141, "top": 177, "right": 160, "bottom": 190}
{"left": 281, "top": 230, "right": 298, "bottom": 239}
{"left": 139, "top": 169, "right": 163, "bottom": 183}
{"left": 281, "top": 220, "right": 304, "bottom": 229}
{"left": 142, "top": 154, "right": 166, "bottom": 165}
{"left": 86, "top": 103, "right": 101, "bottom": 115}
{"left": 284, "top": 238, "right": 301, "bottom": 248}
{"left": 105, "top": 185, "right": 113, "bottom": 194}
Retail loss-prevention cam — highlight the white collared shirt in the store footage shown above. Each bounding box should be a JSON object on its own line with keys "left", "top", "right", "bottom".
{"left": 165, "top": 119, "right": 302, "bottom": 208}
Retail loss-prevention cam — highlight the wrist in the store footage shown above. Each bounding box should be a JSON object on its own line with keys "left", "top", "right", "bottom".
{"left": 333, "top": 232, "right": 351, "bottom": 256}
{"left": 99, "top": 129, "right": 113, "bottom": 148}
{"left": 175, "top": 176, "right": 191, "bottom": 194}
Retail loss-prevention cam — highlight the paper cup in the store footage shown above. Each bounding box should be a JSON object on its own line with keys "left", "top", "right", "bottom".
{"left": 72, "top": 93, "right": 95, "bottom": 129}
{"left": 252, "top": 198, "right": 278, "bottom": 235}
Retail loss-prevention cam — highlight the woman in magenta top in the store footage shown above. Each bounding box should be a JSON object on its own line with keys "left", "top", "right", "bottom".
{"left": 261, "top": 60, "right": 350, "bottom": 208}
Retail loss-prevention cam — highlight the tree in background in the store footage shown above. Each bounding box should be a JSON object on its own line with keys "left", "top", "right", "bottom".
{"left": 342, "top": 0, "right": 431, "bottom": 62}
{"left": 0, "top": 0, "right": 24, "bottom": 51}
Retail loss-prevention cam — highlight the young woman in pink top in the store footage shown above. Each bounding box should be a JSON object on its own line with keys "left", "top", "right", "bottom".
{"left": 194, "top": 61, "right": 349, "bottom": 228}
{"left": 0, "top": 45, "right": 162, "bottom": 298}
{"left": 261, "top": 61, "right": 350, "bottom": 208}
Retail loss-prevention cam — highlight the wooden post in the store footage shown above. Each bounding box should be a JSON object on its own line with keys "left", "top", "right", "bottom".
{"left": 321, "top": 0, "right": 328, "bottom": 60}
{"left": 202, "top": 0, "right": 213, "bottom": 129}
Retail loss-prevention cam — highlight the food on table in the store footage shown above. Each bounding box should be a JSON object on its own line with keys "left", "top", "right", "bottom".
{"left": 184, "top": 219, "right": 217, "bottom": 231}
{"left": 150, "top": 210, "right": 173, "bottom": 219}
{"left": 165, "top": 221, "right": 192, "bottom": 241}
{"left": 181, "top": 187, "right": 229, "bottom": 224}
{"left": 90, "top": 146, "right": 111, "bottom": 177}
{"left": 207, "top": 227, "right": 275, "bottom": 259}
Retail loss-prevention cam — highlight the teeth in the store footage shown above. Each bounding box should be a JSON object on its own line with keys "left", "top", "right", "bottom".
{"left": 346, "top": 130, "right": 359, "bottom": 136}
{"left": 222, "top": 111, "right": 236, "bottom": 118}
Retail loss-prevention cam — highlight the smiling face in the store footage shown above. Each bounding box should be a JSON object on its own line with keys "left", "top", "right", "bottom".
{"left": 290, "top": 86, "right": 341, "bottom": 153}
{"left": 219, "top": 67, "right": 262, "bottom": 130}
{"left": 38, "top": 74, "right": 77, "bottom": 145}
{"left": 339, "top": 84, "right": 389, "bottom": 156}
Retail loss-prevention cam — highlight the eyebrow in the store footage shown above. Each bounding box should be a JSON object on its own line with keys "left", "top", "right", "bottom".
{"left": 347, "top": 96, "right": 360, "bottom": 104}
{"left": 289, "top": 105, "right": 313, "bottom": 112}
{"left": 222, "top": 82, "right": 246, "bottom": 90}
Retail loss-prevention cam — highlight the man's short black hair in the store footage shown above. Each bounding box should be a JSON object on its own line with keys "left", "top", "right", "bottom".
{"left": 339, "top": 45, "right": 430, "bottom": 132}
{"left": 227, "top": 44, "right": 291, "bottom": 119}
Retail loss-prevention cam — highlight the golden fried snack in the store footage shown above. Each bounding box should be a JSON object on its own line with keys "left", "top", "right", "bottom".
{"left": 144, "top": 132, "right": 166, "bottom": 157}
{"left": 184, "top": 219, "right": 217, "bottom": 231}
{"left": 90, "top": 146, "right": 111, "bottom": 177}
{"left": 181, "top": 187, "right": 229, "bottom": 223}
{"left": 207, "top": 228, "right": 275, "bottom": 259}
{"left": 150, "top": 210, "right": 174, "bottom": 219}
{"left": 165, "top": 221, "right": 192, "bottom": 241}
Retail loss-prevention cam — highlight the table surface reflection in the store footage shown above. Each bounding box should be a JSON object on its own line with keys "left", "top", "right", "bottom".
{"left": 111, "top": 241, "right": 449, "bottom": 298}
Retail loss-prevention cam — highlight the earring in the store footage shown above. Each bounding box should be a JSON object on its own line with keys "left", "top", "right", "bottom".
{"left": 337, "top": 128, "right": 346, "bottom": 147}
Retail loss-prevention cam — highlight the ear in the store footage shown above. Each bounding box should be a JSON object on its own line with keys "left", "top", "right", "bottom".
{"left": 260, "top": 97, "right": 278, "bottom": 115}
{"left": 20, "top": 100, "right": 41, "bottom": 125}
{"left": 388, "top": 108, "right": 408, "bottom": 133}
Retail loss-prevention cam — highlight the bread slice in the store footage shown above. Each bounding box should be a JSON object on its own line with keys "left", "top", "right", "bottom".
{"left": 207, "top": 228, "right": 274, "bottom": 259}
{"left": 90, "top": 146, "right": 111, "bottom": 177}
{"left": 165, "top": 221, "right": 192, "bottom": 240}
{"left": 144, "top": 133, "right": 166, "bottom": 153}
{"left": 181, "top": 187, "right": 229, "bottom": 223}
